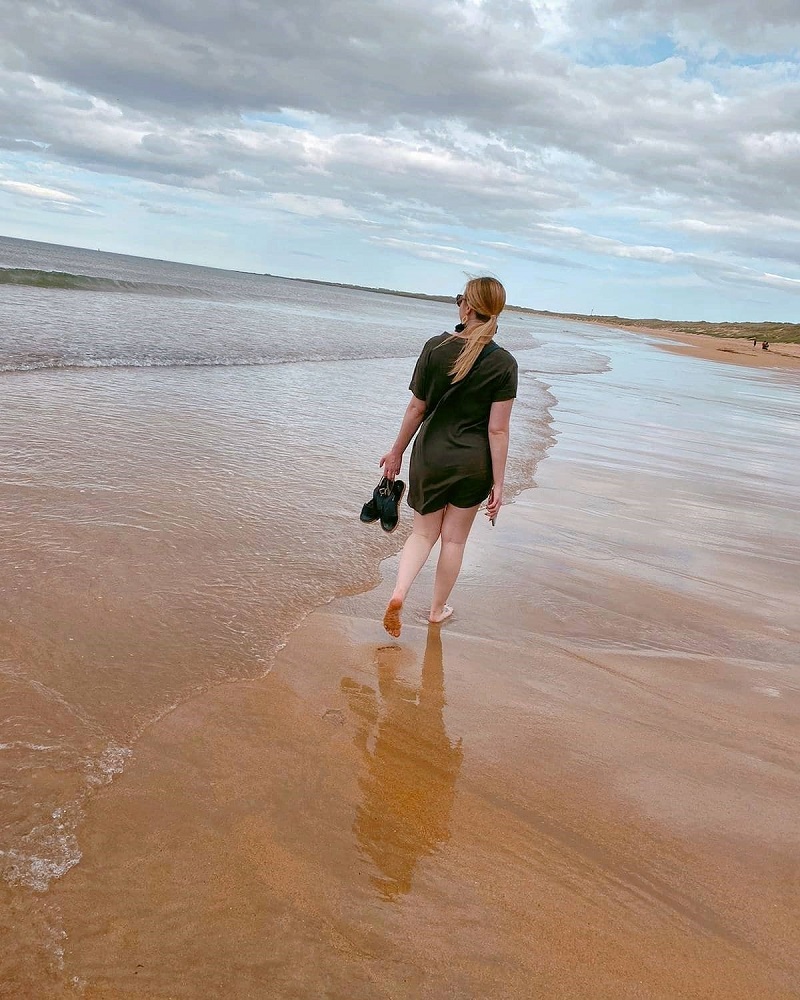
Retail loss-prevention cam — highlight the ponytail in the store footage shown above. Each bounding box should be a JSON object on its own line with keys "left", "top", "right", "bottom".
{"left": 446, "top": 276, "right": 506, "bottom": 382}
{"left": 448, "top": 316, "right": 498, "bottom": 383}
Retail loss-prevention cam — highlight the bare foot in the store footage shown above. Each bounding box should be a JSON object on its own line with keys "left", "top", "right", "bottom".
{"left": 383, "top": 597, "right": 403, "bottom": 637}
{"left": 428, "top": 604, "right": 453, "bottom": 625}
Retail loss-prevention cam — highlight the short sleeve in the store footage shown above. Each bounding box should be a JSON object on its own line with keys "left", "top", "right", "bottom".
{"left": 409, "top": 340, "right": 433, "bottom": 399}
{"left": 493, "top": 357, "right": 518, "bottom": 402}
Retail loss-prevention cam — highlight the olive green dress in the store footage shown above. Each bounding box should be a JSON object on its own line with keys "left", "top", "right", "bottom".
{"left": 407, "top": 333, "right": 518, "bottom": 515}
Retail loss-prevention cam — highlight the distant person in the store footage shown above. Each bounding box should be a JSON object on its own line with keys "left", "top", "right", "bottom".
{"left": 753, "top": 338, "right": 758, "bottom": 346}
{"left": 762, "top": 341, "right": 770, "bottom": 350}
{"left": 378, "top": 277, "right": 517, "bottom": 636}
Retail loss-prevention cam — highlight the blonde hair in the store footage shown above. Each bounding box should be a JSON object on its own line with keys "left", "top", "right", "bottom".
{"left": 449, "top": 276, "right": 506, "bottom": 383}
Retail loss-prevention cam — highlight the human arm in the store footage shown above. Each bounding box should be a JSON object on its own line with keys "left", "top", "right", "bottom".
{"left": 486, "top": 398, "right": 514, "bottom": 521}
{"left": 379, "top": 394, "right": 427, "bottom": 479}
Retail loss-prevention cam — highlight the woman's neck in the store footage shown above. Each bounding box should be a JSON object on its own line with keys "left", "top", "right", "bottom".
{"left": 454, "top": 320, "right": 481, "bottom": 337}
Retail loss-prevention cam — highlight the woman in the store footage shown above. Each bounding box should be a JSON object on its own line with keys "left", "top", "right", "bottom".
{"left": 379, "top": 276, "right": 517, "bottom": 637}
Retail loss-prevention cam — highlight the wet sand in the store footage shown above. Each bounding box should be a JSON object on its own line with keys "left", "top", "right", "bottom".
{"left": 14, "top": 415, "right": 798, "bottom": 998}
{"left": 39, "top": 598, "right": 800, "bottom": 997}
{"left": 4, "top": 328, "right": 799, "bottom": 998}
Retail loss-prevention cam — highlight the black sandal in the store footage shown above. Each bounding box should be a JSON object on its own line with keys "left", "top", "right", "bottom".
{"left": 379, "top": 478, "right": 405, "bottom": 533}
{"left": 360, "top": 477, "right": 389, "bottom": 523}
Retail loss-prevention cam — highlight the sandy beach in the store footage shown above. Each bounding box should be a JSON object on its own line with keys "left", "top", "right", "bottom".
{"left": 36, "top": 521, "right": 799, "bottom": 998}
{"left": 621, "top": 327, "right": 800, "bottom": 370}
{"left": 4, "top": 323, "right": 798, "bottom": 999}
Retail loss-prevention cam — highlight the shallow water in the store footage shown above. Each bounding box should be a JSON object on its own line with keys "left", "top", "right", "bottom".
{"left": 0, "top": 237, "right": 608, "bottom": 899}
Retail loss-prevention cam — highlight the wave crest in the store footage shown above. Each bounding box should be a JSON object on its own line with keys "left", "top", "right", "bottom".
{"left": 0, "top": 267, "right": 211, "bottom": 298}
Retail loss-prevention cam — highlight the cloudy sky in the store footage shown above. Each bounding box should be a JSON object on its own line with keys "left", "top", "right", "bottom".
{"left": 1, "top": 0, "right": 800, "bottom": 319}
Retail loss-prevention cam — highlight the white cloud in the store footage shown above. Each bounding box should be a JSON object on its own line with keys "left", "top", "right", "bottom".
{"left": 369, "top": 235, "right": 490, "bottom": 269}
{"left": 268, "top": 193, "right": 366, "bottom": 220}
{"left": 488, "top": 222, "right": 800, "bottom": 296}
{"left": 0, "top": 179, "right": 80, "bottom": 202}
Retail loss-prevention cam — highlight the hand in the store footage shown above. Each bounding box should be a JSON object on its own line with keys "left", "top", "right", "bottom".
{"left": 485, "top": 485, "right": 503, "bottom": 522}
{"left": 379, "top": 450, "right": 402, "bottom": 480}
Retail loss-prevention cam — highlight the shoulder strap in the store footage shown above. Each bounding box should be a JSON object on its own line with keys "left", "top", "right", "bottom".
{"left": 423, "top": 339, "right": 501, "bottom": 421}
{"left": 478, "top": 341, "right": 500, "bottom": 362}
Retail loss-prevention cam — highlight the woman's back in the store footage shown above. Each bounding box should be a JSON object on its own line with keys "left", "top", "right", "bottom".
{"left": 407, "top": 333, "right": 517, "bottom": 515}
{"left": 410, "top": 333, "right": 517, "bottom": 433}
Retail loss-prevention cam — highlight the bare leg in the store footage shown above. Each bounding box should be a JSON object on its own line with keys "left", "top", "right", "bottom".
{"left": 429, "top": 503, "right": 480, "bottom": 623}
{"left": 383, "top": 509, "right": 445, "bottom": 636}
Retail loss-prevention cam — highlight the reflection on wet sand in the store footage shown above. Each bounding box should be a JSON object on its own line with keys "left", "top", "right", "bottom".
{"left": 341, "top": 628, "right": 463, "bottom": 901}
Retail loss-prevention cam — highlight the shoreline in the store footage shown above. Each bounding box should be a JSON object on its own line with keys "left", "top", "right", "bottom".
{"left": 30, "top": 331, "right": 800, "bottom": 998}
{"left": 609, "top": 324, "right": 800, "bottom": 370}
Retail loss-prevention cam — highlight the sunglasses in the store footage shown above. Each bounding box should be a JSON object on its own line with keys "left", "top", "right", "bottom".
{"left": 455, "top": 293, "right": 489, "bottom": 322}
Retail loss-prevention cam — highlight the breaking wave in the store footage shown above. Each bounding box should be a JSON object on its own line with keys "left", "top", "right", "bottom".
{"left": 0, "top": 267, "right": 212, "bottom": 298}
{"left": 0, "top": 351, "right": 389, "bottom": 374}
